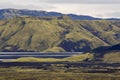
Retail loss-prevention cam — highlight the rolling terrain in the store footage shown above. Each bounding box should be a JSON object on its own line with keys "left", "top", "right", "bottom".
{"left": 0, "top": 16, "right": 120, "bottom": 52}
{"left": 0, "top": 9, "right": 120, "bottom": 80}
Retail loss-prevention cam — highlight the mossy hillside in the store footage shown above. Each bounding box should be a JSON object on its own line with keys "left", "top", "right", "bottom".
{"left": 111, "top": 20, "right": 120, "bottom": 28}
{"left": 0, "top": 17, "right": 65, "bottom": 51}
{"left": 78, "top": 20, "right": 120, "bottom": 45}
{"left": 0, "top": 16, "right": 119, "bottom": 52}
{"left": 57, "top": 18, "right": 108, "bottom": 52}
{"left": 7, "top": 20, "right": 64, "bottom": 51}
{"left": 62, "top": 31, "right": 107, "bottom": 51}
{"left": 0, "top": 18, "right": 25, "bottom": 45}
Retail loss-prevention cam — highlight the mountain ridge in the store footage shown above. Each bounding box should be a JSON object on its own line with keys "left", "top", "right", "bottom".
{"left": 0, "top": 8, "right": 120, "bottom": 20}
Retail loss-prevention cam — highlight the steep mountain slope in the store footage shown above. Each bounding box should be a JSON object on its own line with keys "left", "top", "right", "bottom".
{"left": 0, "top": 16, "right": 120, "bottom": 52}
{"left": 78, "top": 20, "right": 120, "bottom": 45}
{"left": 0, "top": 9, "right": 119, "bottom": 20}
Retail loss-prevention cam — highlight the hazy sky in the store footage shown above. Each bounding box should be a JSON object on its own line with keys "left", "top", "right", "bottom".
{"left": 0, "top": 0, "right": 120, "bottom": 18}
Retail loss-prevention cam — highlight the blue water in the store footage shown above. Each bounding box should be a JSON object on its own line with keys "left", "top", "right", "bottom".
{"left": 0, "top": 52, "right": 82, "bottom": 61}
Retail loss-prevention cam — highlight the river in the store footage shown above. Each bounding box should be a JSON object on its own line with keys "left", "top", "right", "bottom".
{"left": 0, "top": 52, "right": 82, "bottom": 61}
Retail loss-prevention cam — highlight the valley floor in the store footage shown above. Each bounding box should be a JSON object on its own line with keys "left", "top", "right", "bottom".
{"left": 0, "top": 62, "right": 120, "bottom": 80}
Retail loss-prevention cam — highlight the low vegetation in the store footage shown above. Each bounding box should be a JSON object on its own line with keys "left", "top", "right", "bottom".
{"left": 0, "top": 62, "right": 120, "bottom": 80}
{"left": 11, "top": 53, "right": 93, "bottom": 62}
{"left": 102, "top": 52, "right": 120, "bottom": 63}
{"left": 0, "top": 16, "right": 120, "bottom": 52}
{"left": 12, "top": 57, "right": 61, "bottom": 62}
{"left": 64, "top": 53, "right": 93, "bottom": 62}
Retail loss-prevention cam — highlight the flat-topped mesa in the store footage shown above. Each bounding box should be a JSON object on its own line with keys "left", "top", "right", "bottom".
{"left": 14, "top": 15, "right": 71, "bottom": 21}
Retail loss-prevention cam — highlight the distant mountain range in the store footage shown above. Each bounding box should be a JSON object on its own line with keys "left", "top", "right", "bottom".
{"left": 0, "top": 9, "right": 120, "bottom": 20}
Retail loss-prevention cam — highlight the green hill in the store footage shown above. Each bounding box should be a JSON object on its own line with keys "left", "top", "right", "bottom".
{"left": 0, "top": 16, "right": 120, "bottom": 52}
{"left": 11, "top": 53, "right": 93, "bottom": 62}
